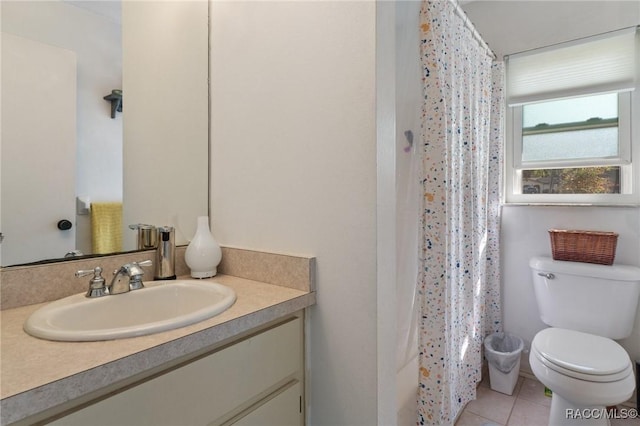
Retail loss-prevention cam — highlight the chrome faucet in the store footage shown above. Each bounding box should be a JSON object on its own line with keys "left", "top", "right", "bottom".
{"left": 109, "top": 260, "right": 152, "bottom": 294}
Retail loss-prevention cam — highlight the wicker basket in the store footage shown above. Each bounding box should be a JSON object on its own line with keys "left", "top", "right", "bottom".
{"left": 548, "top": 229, "right": 618, "bottom": 265}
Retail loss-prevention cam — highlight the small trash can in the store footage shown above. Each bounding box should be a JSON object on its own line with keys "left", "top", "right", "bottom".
{"left": 484, "top": 332, "right": 524, "bottom": 395}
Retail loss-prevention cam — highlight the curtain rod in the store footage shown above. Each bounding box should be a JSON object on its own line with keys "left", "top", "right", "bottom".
{"left": 450, "top": 0, "right": 497, "bottom": 60}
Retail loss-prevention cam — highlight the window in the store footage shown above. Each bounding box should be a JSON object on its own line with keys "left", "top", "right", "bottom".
{"left": 504, "top": 27, "right": 639, "bottom": 205}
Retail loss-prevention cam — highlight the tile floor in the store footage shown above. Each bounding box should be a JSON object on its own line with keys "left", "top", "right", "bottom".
{"left": 456, "top": 375, "right": 640, "bottom": 426}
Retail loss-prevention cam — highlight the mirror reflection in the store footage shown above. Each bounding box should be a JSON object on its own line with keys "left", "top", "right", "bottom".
{"left": 1, "top": 0, "right": 209, "bottom": 267}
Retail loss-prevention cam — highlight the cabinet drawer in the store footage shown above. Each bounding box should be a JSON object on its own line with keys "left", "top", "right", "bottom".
{"left": 51, "top": 317, "right": 302, "bottom": 426}
{"left": 232, "top": 381, "right": 302, "bottom": 426}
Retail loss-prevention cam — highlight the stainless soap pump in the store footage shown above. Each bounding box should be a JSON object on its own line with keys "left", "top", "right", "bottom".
{"left": 155, "top": 226, "right": 176, "bottom": 280}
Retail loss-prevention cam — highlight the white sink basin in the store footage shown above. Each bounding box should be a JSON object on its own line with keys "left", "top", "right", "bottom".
{"left": 24, "top": 280, "right": 236, "bottom": 342}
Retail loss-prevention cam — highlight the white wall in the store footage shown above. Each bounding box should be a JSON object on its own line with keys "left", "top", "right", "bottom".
{"left": 210, "top": 1, "right": 385, "bottom": 424}
{"left": 122, "top": 1, "right": 209, "bottom": 250}
{"left": 502, "top": 205, "right": 640, "bottom": 373}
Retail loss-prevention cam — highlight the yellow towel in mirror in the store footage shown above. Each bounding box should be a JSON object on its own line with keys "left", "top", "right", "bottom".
{"left": 91, "top": 202, "right": 123, "bottom": 254}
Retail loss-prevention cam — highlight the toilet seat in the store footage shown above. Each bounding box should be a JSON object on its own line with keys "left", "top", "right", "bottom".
{"left": 532, "top": 328, "right": 632, "bottom": 383}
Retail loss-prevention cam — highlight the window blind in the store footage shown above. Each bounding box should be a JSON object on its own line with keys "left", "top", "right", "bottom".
{"left": 506, "top": 26, "right": 638, "bottom": 106}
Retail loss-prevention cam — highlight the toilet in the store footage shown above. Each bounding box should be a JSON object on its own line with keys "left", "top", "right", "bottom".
{"left": 529, "top": 256, "right": 640, "bottom": 426}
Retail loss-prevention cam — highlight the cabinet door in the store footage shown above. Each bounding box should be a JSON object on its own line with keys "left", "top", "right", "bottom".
{"left": 233, "top": 381, "right": 302, "bottom": 426}
{"left": 50, "top": 317, "right": 302, "bottom": 426}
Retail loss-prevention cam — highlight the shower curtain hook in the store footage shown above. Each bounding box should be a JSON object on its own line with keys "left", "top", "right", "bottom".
{"left": 404, "top": 130, "right": 414, "bottom": 152}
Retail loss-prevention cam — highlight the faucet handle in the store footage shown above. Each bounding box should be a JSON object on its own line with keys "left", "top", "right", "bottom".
{"left": 128, "top": 260, "right": 153, "bottom": 290}
{"left": 76, "top": 266, "right": 107, "bottom": 298}
{"left": 111, "top": 260, "right": 152, "bottom": 276}
{"left": 75, "top": 267, "right": 99, "bottom": 278}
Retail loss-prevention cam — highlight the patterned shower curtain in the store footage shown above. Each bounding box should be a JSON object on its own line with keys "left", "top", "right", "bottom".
{"left": 417, "top": 1, "right": 504, "bottom": 424}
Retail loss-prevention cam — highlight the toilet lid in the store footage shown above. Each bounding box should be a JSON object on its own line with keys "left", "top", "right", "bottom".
{"left": 532, "top": 328, "right": 631, "bottom": 378}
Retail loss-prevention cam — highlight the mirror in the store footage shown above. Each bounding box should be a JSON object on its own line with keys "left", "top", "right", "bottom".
{"left": 0, "top": 1, "right": 209, "bottom": 267}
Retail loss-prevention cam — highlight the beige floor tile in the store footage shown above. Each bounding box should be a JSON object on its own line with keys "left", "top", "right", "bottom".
{"left": 517, "top": 378, "right": 551, "bottom": 407}
{"left": 506, "top": 398, "right": 550, "bottom": 426}
{"left": 466, "top": 385, "right": 517, "bottom": 425}
{"left": 456, "top": 410, "right": 504, "bottom": 426}
{"left": 513, "top": 376, "right": 525, "bottom": 396}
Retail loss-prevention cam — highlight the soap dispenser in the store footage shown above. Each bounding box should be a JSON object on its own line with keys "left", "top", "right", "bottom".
{"left": 129, "top": 224, "right": 157, "bottom": 250}
{"left": 155, "top": 226, "right": 176, "bottom": 280}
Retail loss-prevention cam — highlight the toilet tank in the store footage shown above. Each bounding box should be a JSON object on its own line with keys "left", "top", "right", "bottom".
{"left": 529, "top": 256, "right": 640, "bottom": 339}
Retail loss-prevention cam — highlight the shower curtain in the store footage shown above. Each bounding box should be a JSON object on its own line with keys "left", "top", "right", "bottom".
{"left": 417, "top": 1, "right": 504, "bottom": 424}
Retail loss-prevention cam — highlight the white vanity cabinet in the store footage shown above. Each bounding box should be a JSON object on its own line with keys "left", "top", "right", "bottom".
{"left": 49, "top": 316, "right": 304, "bottom": 426}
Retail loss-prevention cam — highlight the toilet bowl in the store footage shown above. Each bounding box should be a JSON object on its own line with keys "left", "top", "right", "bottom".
{"left": 528, "top": 257, "right": 640, "bottom": 426}
{"left": 530, "top": 328, "right": 634, "bottom": 425}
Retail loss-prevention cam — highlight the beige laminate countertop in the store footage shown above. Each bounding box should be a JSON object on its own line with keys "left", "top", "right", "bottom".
{"left": 0, "top": 275, "right": 315, "bottom": 425}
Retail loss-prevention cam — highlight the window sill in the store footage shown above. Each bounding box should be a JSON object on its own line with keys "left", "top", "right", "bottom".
{"left": 501, "top": 202, "right": 640, "bottom": 208}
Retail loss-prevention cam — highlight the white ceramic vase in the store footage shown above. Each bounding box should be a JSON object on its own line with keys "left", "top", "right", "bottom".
{"left": 185, "top": 216, "right": 222, "bottom": 278}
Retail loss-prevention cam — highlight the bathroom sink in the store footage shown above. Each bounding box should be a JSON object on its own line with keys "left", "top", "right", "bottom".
{"left": 23, "top": 280, "right": 236, "bottom": 342}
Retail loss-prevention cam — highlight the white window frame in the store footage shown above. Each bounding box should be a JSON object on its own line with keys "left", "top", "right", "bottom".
{"left": 513, "top": 93, "right": 631, "bottom": 170}
{"left": 505, "top": 88, "right": 639, "bottom": 206}
{"left": 504, "top": 26, "right": 639, "bottom": 205}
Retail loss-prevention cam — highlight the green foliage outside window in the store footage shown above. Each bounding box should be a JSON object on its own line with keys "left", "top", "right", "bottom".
{"left": 522, "top": 167, "right": 620, "bottom": 194}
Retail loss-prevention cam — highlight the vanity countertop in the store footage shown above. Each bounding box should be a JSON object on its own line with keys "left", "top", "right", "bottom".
{"left": 0, "top": 274, "right": 316, "bottom": 425}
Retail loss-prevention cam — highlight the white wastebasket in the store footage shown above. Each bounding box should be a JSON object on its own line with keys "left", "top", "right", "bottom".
{"left": 484, "top": 332, "right": 524, "bottom": 395}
